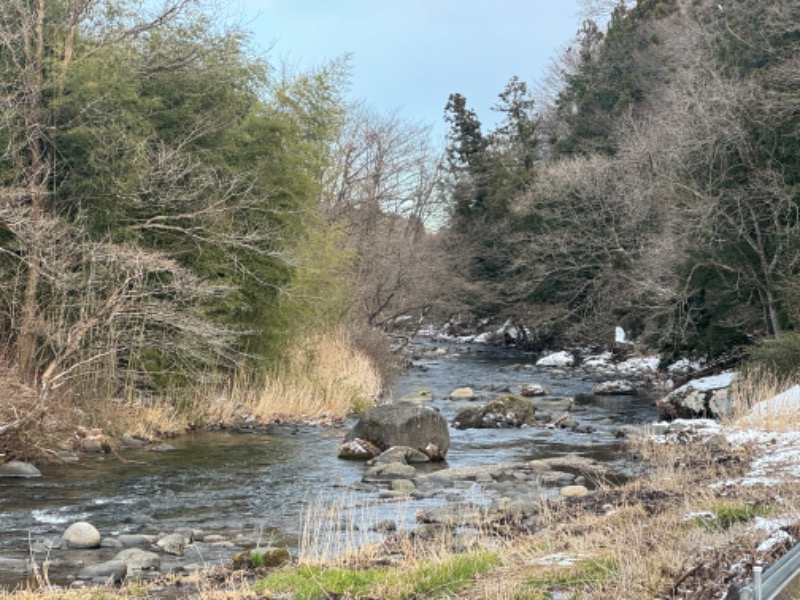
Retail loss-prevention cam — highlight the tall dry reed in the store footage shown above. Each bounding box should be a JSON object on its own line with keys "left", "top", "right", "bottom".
{"left": 206, "top": 327, "right": 383, "bottom": 425}
{"left": 728, "top": 365, "right": 800, "bottom": 431}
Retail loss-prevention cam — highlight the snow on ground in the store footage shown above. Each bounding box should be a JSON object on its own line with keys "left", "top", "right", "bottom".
{"left": 650, "top": 387, "right": 800, "bottom": 488}
{"left": 668, "top": 357, "right": 705, "bottom": 374}
{"left": 740, "top": 384, "right": 800, "bottom": 422}
{"left": 582, "top": 351, "right": 613, "bottom": 368}
{"left": 682, "top": 371, "right": 737, "bottom": 391}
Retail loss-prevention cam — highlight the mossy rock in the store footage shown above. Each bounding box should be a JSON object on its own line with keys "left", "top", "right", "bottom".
{"left": 453, "top": 395, "right": 535, "bottom": 429}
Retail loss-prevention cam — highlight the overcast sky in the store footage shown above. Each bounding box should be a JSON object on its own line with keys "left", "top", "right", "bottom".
{"left": 232, "top": 1, "right": 584, "bottom": 138}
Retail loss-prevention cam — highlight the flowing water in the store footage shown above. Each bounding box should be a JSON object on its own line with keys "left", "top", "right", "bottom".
{"left": 0, "top": 340, "right": 657, "bottom": 589}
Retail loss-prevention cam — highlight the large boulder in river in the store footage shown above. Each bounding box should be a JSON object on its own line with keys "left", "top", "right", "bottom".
{"left": 656, "top": 371, "right": 736, "bottom": 420}
{"left": 453, "top": 395, "right": 535, "bottom": 429}
{"left": 342, "top": 403, "right": 449, "bottom": 461}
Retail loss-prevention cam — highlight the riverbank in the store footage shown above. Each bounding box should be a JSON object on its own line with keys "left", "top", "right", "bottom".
{"left": 3, "top": 338, "right": 799, "bottom": 598}
{"left": 4, "top": 418, "right": 800, "bottom": 599}
{"left": 0, "top": 329, "right": 383, "bottom": 464}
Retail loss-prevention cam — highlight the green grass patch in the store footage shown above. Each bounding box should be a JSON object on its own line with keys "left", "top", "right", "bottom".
{"left": 255, "top": 550, "right": 500, "bottom": 600}
{"left": 523, "top": 557, "right": 616, "bottom": 594}
{"left": 691, "top": 502, "right": 771, "bottom": 531}
{"left": 411, "top": 551, "right": 501, "bottom": 597}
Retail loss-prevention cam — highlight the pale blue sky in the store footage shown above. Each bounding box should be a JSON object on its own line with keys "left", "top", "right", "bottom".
{"left": 232, "top": 1, "right": 583, "bottom": 137}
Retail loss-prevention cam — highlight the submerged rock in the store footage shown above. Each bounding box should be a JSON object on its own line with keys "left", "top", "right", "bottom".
{"left": 77, "top": 559, "right": 127, "bottom": 582}
{"left": 363, "top": 462, "right": 416, "bottom": 483}
{"left": 400, "top": 388, "right": 434, "bottom": 403}
{"left": 0, "top": 557, "right": 29, "bottom": 574}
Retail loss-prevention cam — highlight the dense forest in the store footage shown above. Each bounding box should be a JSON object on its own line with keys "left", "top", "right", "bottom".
{"left": 0, "top": 0, "right": 797, "bottom": 419}
{"left": 437, "top": 0, "right": 800, "bottom": 369}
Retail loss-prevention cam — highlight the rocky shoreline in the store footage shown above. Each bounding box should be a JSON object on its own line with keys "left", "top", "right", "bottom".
{"left": 0, "top": 335, "right": 752, "bottom": 593}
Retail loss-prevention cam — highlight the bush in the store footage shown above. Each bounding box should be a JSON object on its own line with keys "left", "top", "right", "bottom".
{"left": 748, "top": 333, "right": 800, "bottom": 378}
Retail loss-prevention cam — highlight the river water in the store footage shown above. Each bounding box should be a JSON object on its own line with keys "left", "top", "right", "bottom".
{"left": 0, "top": 340, "right": 657, "bottom": 589}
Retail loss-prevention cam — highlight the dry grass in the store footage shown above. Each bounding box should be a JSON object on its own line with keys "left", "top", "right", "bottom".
{"left": 199, "top": 327, "right": 384, "bottom": 426}
{"left": 442, "top": 440, "right": 794, "bottom": 599}
{"left": 727, "top": 366, "right": 800, "bottom": 431}
{"left": 0, "top": 327, "right": 383, "bottom": 463}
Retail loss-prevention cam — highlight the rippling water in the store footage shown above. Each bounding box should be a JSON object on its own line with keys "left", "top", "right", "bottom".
{"left": 0, "top": 340, "right": 657, "bottom": 589}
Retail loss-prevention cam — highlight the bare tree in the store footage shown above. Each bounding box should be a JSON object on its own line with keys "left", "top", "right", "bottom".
{"left": 320, "top": 106, "right": 452, "bottom": 334}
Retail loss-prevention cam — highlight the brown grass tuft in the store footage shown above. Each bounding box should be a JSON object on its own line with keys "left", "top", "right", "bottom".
{"left": 728, "top": 366, "right": 800, "bottom": 431}
{"left": 226, "top": 327, "right": 384, "bottom": 424}
{"left": 0, "top": 365, "right": 75, "bottom": 463}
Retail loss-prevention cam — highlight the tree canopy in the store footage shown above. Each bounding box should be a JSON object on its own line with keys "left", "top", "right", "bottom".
{"left": 0, "top": 0, "right": 349, "bottom": 395}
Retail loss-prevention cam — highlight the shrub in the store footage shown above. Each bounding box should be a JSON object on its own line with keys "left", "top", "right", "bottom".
{"left": 747, "top": 333, "right": 800, "bottom": 378}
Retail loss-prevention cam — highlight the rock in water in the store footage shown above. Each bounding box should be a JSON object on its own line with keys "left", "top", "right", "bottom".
{"left": 338, "top": 437, "right": 381, "bottom": 460}
{"left": 77, "top": 560, "right": 127, "bottom": 582}
{"left": 560, "top": 485, "right": 589, "bottom": 498}
{"left": 63, "top": 522, "right": 101, "bottom": 549}
{"left": 156, "top": 533, "right": 186, "bottom": 556}
{"left": 520, "top": 383, "right": 548, "bottom": 397}
{"left": 343, "top": 403, "right": 449, "bottom": 461}
{"left": 0, "top": 461, "right": 41, "bottom": 478}
{"left": 593, "top": 380, "right": 637, "bottom": 396}
{"left": 453, "top": 395, "right": 536, "bottom": 429}
{"left": 114, "top": 548, "right": 161, "bottom": 572}
{"left": 448, "top": 387, "right": 475, "bottom": 400}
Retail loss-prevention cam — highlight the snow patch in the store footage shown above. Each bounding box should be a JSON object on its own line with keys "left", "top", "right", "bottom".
{"left": 616, "top": 355, "right": 660, "bottom": 374}
{"left": 677, "top": 371, "right": 736, "bottom": 392}
{"left": 583, "top": 351, "right": 613, "bottom": 368}
{"left": 667, "top": 358, "right": 705, "bottom": 374}
{"left": 756, "top": 529, "right": 793, "bottom": 553}
{"left": 741, "top": 384, "right": 800, "bottom": 424}
{"left": 534, "top": 553, "right": 585, "bottom": 567}
{"left": 536, "top": 351, "right": 575, "bottom": 368}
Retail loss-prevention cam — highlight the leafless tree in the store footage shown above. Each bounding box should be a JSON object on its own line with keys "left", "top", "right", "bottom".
{"left": 320, "top": 106, "right": 453, "bottom": 336}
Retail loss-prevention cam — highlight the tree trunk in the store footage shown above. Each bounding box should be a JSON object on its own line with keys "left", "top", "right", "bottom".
{"left": 17, "top": 0, "right": 48, "bottom": 385}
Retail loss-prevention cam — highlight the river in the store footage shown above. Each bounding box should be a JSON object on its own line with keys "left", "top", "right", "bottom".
{"left": 0, "top": 340, "right": 657, "bottom": 589}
